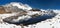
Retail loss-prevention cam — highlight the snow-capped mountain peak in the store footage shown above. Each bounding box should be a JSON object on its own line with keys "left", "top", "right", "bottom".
{"left": 4, "top": 2, "right": 32, "bottom": 11}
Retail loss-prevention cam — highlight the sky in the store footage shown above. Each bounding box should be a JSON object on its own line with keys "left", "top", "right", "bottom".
{"left": 0, "top": 0, "right": 60, "bottom": 9}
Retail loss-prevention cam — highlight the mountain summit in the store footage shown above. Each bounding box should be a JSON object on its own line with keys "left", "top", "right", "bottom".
{"left": 3, "top": 2, "right": 32, "bottom": 11}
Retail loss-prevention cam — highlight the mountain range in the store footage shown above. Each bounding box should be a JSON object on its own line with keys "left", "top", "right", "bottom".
{"left": 0, "top": 2, "right": 59, "bottom": 28}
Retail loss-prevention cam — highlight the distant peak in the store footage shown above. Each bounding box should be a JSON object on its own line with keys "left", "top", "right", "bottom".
{"left": 3, "top": 2, "right": 32, "bottom": 11}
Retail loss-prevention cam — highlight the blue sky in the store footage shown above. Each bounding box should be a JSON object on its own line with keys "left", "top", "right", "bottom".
{"left": 0, "top": 0, "right": 60, "bottom": 9}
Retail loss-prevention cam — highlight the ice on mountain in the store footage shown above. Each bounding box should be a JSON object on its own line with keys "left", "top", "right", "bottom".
{"left": 4, "top": 2, "right": 32, "bottom": 11}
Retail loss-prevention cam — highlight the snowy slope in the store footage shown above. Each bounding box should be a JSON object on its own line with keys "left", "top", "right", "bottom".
{"left": 3, "top": 2, "right": 32, "bottom": 11}
{"left": 0, "top": 9, "right": 57, "bottom": 28}
{"left": 0, "top": 9, "right": 59, "bottom": 28}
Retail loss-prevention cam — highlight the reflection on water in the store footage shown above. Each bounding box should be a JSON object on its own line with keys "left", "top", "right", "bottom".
{"left": 13, "top": 14, "right": 56, "bottom": 25}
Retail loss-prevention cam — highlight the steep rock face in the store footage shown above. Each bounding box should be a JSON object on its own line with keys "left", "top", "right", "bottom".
{"left": 0, "top": 6, "right": 6, "bottom": 14}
